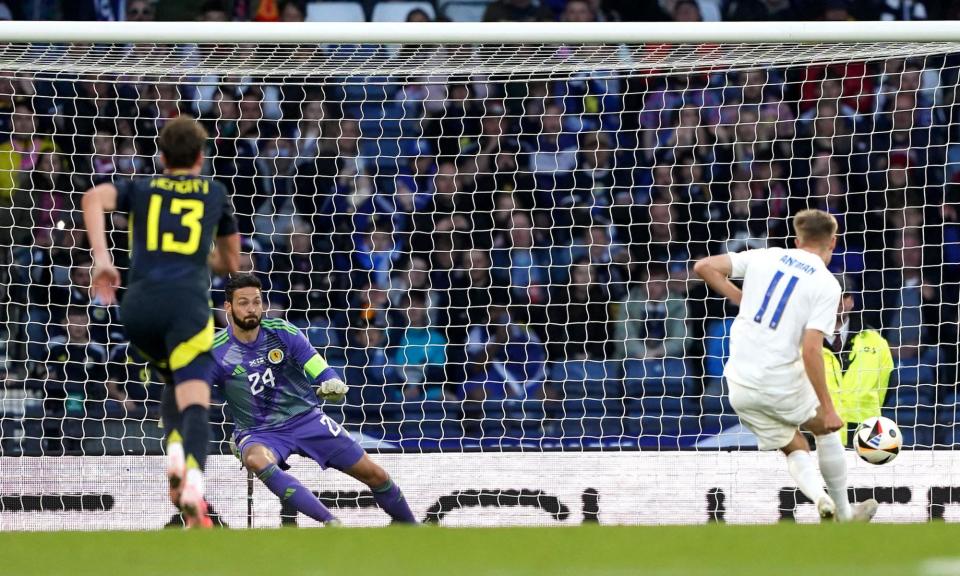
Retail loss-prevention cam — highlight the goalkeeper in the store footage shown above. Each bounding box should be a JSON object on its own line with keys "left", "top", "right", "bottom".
{"left": 211, "top": 273, "right": 416, "bottom": 524}
{"left": 823, "top": 277, "right": 894, "bottom": 447}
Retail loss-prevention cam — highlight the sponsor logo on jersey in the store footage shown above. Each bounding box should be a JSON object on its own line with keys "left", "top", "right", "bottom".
{"left": 249, "top": 357, "right": 265, "bottom": 367}
{"left": 268, "top": 349, "right": 284, "bottom": 365}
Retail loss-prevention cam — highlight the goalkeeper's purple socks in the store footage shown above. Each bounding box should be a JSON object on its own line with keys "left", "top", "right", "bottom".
{"left": 258, "top": 464, "right": 337, "bottom": 524}
{"left": 372, "top": 479, "right": 417, "bottom": 523}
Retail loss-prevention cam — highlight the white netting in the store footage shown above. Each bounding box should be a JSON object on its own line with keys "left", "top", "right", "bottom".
{"left": 0, "top": 38, "right": 958, "bottom": 528}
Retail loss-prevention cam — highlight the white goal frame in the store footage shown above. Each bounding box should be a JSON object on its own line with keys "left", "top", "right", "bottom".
{"left": 2, "top": 20, "right": 960, "bottom": 45}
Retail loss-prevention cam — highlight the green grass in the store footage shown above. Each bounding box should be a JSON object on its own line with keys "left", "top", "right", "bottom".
{"left": 4, "top": 524, "right": 960, "bottom": 576}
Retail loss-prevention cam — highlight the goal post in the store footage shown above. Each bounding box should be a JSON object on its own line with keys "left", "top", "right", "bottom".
{"left": 0, "top": 21, "right": 957, "bottom": 529}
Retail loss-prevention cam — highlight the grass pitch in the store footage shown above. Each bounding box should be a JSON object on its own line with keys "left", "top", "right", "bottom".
{"left": 4, "top": 523, "right": 960, "bottom": 576}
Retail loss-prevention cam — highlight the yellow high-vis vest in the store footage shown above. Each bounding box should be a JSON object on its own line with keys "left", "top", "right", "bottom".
{"left": 823, "top": 329, "right": 894, "bottom": 433}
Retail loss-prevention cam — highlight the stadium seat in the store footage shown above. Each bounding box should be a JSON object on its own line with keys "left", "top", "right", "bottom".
{"left": 699, "top": 413, "right": 741, "bottom": 432}
{"left": 913, "top": 425, "right": 935, "bottom": 448}
{"left": 585, "top": 359, "right": 617, "bottom": 382}
{"left": 371, "top": 1, "right": 436, "bottom": 21}
{"left": 584, "top": 416, "right": 626, "bottom": 438}
{"left": 638, "top": 396, "right": 686, "bottom": 416}
{"left": 894, "top": 406, "right": 935, "bottom": 429}
{"left": 892, "top": 356, "right": 936, "bottom": 388}
{"left": 623, "top": 358, "right": 691, "bottom": 398}
{"left": 441, "top": 1, "right": 490, "bottom": 21}
{"left": 935, "top": 424, "right": 957, "bottom": 447}
{"left": 937, "top": 394, "right": 958, "bottom": 425}
{"left": 701, "top": 321, "right": 733, "bottom": 389}
{"left": 305, "top": 1, "right": 366, "bottom": 22}
{"left": 701, "top": 393, "right": 734, "bottom": 416}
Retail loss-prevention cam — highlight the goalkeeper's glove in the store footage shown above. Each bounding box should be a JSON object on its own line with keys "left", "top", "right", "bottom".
{"left": 317, "top": 377, "right": 348, "bottom": 403}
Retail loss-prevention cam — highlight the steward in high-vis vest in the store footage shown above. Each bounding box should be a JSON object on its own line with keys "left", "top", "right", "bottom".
{"left": 823, "top": 280, "right": 894, "bottom": 446}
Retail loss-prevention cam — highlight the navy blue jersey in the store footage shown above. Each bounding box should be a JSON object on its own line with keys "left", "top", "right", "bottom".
{"left": 115, "top": 174, "right": 237, "bottom": 294}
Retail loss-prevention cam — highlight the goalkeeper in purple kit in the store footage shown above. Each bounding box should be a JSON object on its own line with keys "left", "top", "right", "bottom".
{"left": 211, "top": 273, "right": 417, "bottom": 525}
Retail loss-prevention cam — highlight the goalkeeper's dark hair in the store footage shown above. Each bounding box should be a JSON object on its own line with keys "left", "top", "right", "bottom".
{"left": 158, "top": 115, "right": 207, "bottom": 169}
{"left": 225, "top": 273, "right": 262, "bottom": 303}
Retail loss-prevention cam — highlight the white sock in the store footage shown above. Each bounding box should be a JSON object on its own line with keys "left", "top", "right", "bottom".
{"left": 816, "top": 433, "right": 852, "bottom": 521}
{"left": 787, "top": 450, "right": 828, "bottom": 506}
{"left": 185, "top": 467, "right": 205, "bottom": 496}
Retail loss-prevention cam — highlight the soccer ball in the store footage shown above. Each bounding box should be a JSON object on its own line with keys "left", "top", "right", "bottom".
{"left": 854, "top": 416, "right": 902, "bottom": 465}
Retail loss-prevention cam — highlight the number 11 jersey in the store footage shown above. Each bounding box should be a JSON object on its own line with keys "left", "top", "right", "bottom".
{"left": 116, "top": 173, "right": 237, "bottom": 295}
{"left": 725, "top": 247, "right": 841, "bottom": 391}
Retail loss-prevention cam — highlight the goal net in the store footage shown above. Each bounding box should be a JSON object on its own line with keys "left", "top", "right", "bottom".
{"left": 0, "top": 22, "right": 958, "bottom": 529}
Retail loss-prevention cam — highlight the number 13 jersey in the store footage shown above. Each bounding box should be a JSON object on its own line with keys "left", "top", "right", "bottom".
{"left": 116, "top": 173, "right": 237, "bottom": 294}
{"left": 725, "top": 247, "right": 841, "bottom": 390}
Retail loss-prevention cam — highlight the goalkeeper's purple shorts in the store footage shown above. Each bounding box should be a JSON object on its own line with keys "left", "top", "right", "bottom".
{"left": 234, "top": 408, "right": 365, "bottom": 471}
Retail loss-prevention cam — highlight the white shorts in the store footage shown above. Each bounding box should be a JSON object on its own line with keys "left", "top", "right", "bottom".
{"left": 727, "top": 377, "right": 820, "bottom": 451}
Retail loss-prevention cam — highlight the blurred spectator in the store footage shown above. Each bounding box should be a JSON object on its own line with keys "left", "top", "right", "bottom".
{"left": 353, "top": 218, "right": 402, "bottom": 293}
{"left": 391, "top": 292, "right": 448, "bottom": 399}
{"left": 525, "top": 102, "right": 579, "bottom": 206}
{"left": 722, "top": 0, "right": 800, "bottom": 20}
{"left": 799, "top": 63, "right": 875, "bottom": 118}
{"left": 483, "top": 0, "right": 555, "bottom": 22}
{"left": 279, "top": 0, "right": 306, "bottom": 22}
{"left": 105, "top": 344, "right": 150, "bottom": 418}
{"left": 491, "top": 210, "right": 551, "bottom": 308}
{"left": 198, "top": 0, "right": 230, "bottom": 21}
{"left": 42, "top": 307, "right": 108, "bottom": 453}
{"left": 714, "top": 167, "right": 769, "bottom": 254}
{"left": 561, "top": 0, "right": 596, "bottom": 21}
{"left": 601, "top": 0, "right": 670, "bottom": 20}
{"left": 616, "top": 263, "right": 690, "bottom": 360}
{"left": 269, "top": 218, "right": 334, "bottom": 326}
{"left": 546, "top": 258, "right": 612, "bottom": 361}
{"left": 406, "top": 8, "right": 432, "bottom": 22}
{"left": 870, "top": 231, "right": 940, "bottom": 362}
{"left": 124, "top": 0, "right": 155, "bottom": 21}
{"left": 463, "top": 304, "right": 547, "bottom": 401}
{"left": 1, "top": 102, "right": 55, "bottom": 210}
{"left": 90, "top": 130, "right": 117, "bottom": 182}
{"left": 671, "top": 0, "right": 703, "bottom": 21}
{"left": 345, "top": 321, "right": 403, "bottom": 410}
{"left": 873, "top": 0, "right": 929, "bottom": 20}
{"left": 635, "top": 191, "right": 688, "bottom": 264}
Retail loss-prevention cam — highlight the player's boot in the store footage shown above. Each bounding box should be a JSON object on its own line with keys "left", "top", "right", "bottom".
{"left": 816, "top": 496, "right": 837, "bottom": 522}
{"left": 179, "top": 464, "right": 213, "bottom": 529}
{"left": 166, "top": 431, "right": 186, "bottom": 507}
{"left": 849, "top": 498, "right": 879, "bottom": 523}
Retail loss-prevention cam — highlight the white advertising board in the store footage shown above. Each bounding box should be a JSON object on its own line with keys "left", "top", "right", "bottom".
{"left": 1, "top": 452, "right": 958, "bottom": 530}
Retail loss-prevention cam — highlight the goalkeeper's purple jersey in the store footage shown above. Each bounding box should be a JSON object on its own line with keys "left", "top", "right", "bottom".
{"left": 210, "top": 318, "right": 329, "bottom": 432}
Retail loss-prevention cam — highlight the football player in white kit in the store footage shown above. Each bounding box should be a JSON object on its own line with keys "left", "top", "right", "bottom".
{"left": 694, "top": 209, "right": 878, "bottom": 522}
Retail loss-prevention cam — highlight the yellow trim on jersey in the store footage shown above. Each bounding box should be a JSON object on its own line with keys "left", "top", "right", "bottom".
{"left": 169, "top": 316, "right": 215, "bottom": 371}
{"left": 131, "top": 343, "right": 168, "bottom": 370}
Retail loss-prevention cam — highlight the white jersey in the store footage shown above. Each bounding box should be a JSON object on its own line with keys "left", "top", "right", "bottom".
{"left": 724, "top": 247, "right": 841, "bottom": 390}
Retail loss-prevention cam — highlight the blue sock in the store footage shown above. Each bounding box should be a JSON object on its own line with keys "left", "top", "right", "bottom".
{"left": 258, "top": 464, "right": 337, "bottom": 524}
{"left": 372, "top": 479, "right": 417, "bottom": 523}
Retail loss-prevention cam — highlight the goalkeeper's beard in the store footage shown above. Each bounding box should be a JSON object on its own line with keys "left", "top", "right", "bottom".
{"left": 232, "top": 311, "right": 262, "bottom": 331}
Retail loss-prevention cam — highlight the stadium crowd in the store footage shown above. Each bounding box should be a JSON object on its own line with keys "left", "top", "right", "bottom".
{"left": 0, "top": 0, "right": 959, "bottom": 454}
